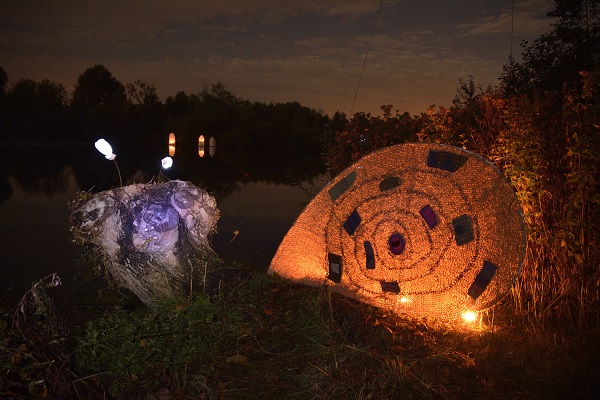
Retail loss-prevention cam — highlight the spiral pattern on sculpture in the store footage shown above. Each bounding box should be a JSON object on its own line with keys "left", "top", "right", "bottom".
{"left": 270, "top": 143, "right": 527, "bottom": 320}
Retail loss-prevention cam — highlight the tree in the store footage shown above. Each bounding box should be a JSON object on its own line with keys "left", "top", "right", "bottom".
{"left": 126, "top": 80, "right": 164, "bottom": 140}
{"left": 72, "top": 64, "right": 126, "bottom": 111}
{"left": 197, "top": 82, "right": 241, "bottom": 136}
{"left": 165, "top": 91, "right": 193, "bottom": 120}
{"left": 72, "top": 65, "right": 128, "bottom": 139}
{"left": 0, "top": 66, "right": 7, "bottom": 96}
{"left": 500, "top": 0, "right": 600, "bottom": 95}
{"left": 0, "top": 66, "right": 8, "bottom": 133}
{"left": 4, "top": 78, "right": 70, "bottom": 140}
{"left": 126, "top": 79, "right": 159, "bottom": 106}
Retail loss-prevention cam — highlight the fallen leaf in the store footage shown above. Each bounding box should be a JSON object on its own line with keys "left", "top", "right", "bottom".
{"left": 155, "top": 388, "right": 171, "bottom": 400}
{"left": 263, "top": 308, "right": 274, "bottom": 316}
{"left": 480, "top": 343, "right": 492, "bottom": 354}
{"left": 226, "top": 354, "right": 249, "bottom": 365}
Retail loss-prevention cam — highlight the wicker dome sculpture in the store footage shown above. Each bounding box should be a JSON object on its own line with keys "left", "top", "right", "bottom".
{"left": 269, "top": 143, "right": 527, "bottom": 320}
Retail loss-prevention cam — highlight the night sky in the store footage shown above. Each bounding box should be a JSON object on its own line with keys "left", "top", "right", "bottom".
{"left": 1, "top": 0, "right": 554, "bottom": 116}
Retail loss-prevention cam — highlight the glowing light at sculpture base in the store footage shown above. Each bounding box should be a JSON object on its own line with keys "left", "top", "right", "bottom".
{"left": 462, "top": 311, "right": 477, "bottom": 323}
{"left": 269, "top": 143, "right": 527, "bottom": 321}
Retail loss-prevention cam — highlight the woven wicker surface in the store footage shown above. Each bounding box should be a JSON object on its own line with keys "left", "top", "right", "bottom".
{"left": 269, "top": 143, "right": 526, "bottom": 320}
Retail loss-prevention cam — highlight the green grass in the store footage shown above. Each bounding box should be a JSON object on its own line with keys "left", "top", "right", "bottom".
{"left": 1, "top": 271, "right": 599, "bottom": 399}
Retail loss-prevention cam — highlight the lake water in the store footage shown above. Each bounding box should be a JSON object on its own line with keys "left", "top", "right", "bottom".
{"left": 0, "top": 141, "right": 327, "bottom": 304}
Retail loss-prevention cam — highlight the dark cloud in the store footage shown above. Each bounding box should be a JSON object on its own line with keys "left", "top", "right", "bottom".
{"left": 1, "top": 0, "right": 553, "bottom": 115}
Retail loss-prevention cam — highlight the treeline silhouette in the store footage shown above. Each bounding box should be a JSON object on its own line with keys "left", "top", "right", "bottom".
{"left": 0, "top": 64, "right": 329, "bottom": 151}
{"left": 0, "top": 64, "right": 333, "bottom": 200}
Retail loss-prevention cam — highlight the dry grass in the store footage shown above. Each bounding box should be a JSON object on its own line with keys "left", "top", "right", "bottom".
{"left": 2, "top": 272, "right": 598, "bottom": 399}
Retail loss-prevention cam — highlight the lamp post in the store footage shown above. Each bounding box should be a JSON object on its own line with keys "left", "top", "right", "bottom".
{"left": 94, "top": 139, "right": 122, "bottom": 187}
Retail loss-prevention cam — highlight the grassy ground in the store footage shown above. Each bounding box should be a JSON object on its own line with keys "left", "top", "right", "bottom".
{"left": 1, "top": 271, "right": 599, "bottom": 399}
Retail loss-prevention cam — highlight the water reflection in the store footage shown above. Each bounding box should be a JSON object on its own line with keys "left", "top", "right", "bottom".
{"left": 0, "top": 170, "right": 81, "bottom": 304}
{"left": 0, "top": 139, "right": 327, "bottom": 303}
{"left": 168, "top": 132, "right": 176, "bottom": 157}
{"left": 209, "top": 136, "right": 216, "bottom": 157}
{"left": 198, "top": 135, "right": 205, "bottom": 157}
{"left": 197, "top": 135, "right": 216, "bottom": 158}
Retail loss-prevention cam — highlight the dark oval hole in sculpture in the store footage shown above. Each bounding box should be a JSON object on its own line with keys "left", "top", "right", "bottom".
{"left": 388, "top": 233, "right": 405, "bottom": 255}
{"left": 379, "top": 176, "right": 401, "bottom": 191}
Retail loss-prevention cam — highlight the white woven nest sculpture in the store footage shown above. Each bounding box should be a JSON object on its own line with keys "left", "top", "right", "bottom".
{"left": 269, "top": 143, "right": 527, "bottom": 320}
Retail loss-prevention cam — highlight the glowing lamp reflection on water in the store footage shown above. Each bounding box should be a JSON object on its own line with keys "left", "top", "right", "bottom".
{"left": 209, "top": 136, "right": 216, "bottom": 157}
{"left": 168, "top": 133, "right": 176, "bottom": 156}
{"left": 198, "top": 135, "right": 205, "bottom": 157}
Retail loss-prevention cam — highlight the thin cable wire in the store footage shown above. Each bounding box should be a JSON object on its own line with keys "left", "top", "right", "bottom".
{"left": 510, "top": 0, "right": 515, "bottom": 81}
{"left": 350, "top": 0, "right": 384, "bottom": 116}
{"left": 507, "top": 0, "right": 516, "bottom": 87}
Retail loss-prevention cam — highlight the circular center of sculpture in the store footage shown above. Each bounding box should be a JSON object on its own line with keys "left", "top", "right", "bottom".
{"left": 388, "top": 233, "right": 405, "bottom": 255}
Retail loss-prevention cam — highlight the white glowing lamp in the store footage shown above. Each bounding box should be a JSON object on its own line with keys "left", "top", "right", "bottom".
{"left": 161, "top": 156, "right": 173, "bottom": 169}
{"left": 95, "top": 139, "right": 116, "bottom": 160}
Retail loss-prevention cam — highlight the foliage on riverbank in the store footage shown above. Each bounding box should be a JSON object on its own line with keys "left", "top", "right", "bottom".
{"left": 325, "top": 71, "right": 600, "bottom": 340}
{"left": 2, "top": 270, "right": 598, "bottom": 399}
